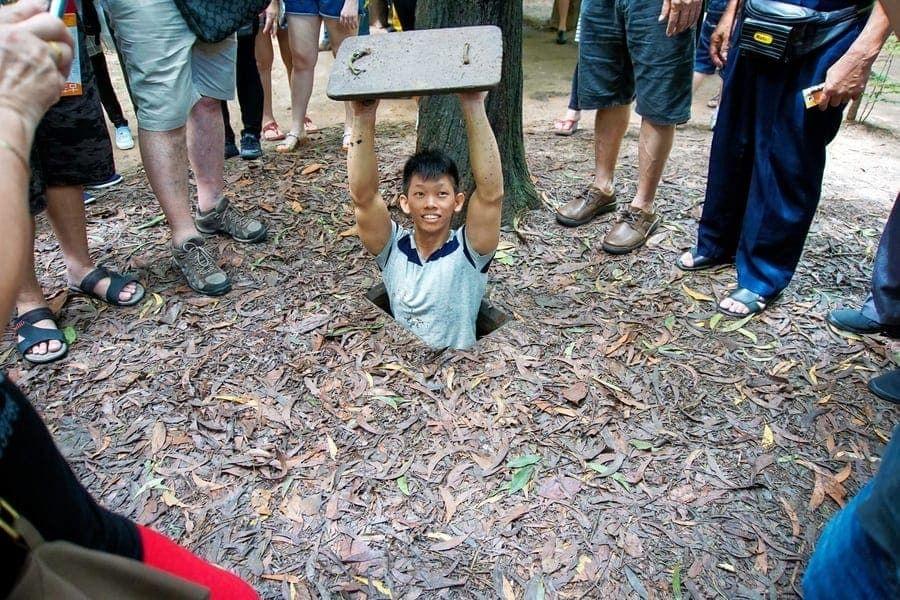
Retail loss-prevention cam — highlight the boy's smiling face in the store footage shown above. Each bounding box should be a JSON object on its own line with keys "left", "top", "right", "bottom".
{"left": 400, "top": 174, "right": 465, "bottom": 237}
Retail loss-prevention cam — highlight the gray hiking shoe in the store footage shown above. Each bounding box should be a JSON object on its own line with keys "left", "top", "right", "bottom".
{"left": 172, "top": 236, "right": 231, "bottom": 296}
{"left": 194, "top": 197, "right": 267, "bottom": 243}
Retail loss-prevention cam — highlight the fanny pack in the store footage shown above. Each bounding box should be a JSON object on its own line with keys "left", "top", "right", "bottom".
{"left": 738, "top": 0, "right": 871, "bottom": 62}
{"left": 172, "top": 0, "right": 270, "bottom": 43}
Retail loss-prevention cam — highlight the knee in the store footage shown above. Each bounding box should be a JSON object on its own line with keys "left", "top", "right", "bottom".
{"left": 291, "top": 48, "right": 317, "bottom": 71}
{"left": 193, "top": 96, "right": 222, "bottom": 116}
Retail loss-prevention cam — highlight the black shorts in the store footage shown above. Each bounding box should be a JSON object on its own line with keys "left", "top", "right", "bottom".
{"left": 29, "top": 27, "right": 114, "bottom": 215}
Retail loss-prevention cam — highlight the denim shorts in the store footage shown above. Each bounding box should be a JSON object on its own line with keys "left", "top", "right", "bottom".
{"left": 578, "top": 0, "right": 694, "bottom": 125}
{"left": 284, "top": 0, "right": 344, "bottom": 18}
{"left": 695, "top": 0, "right": 729, "bottom": 75}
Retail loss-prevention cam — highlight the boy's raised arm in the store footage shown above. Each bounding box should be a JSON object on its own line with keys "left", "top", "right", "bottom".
{"left": 348, "top": 100, "right": 392, "bottom": 255}
{"left": 461, "top": 92, "right": 504, "bottom": 256}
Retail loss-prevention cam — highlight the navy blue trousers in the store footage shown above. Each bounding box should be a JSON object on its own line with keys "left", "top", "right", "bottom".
{"left": 862, "top": 195, "right": 900, "bottom": 325}
{"left": 696, "top": 14, "right": 868, "bottom": 298}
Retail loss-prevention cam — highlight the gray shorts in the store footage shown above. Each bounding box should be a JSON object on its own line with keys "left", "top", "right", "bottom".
{"left": 578, "top": 0, "right": 694, "bottom": 125}
{"left": 100, "top": 0, "right": 236, "bottom": 131}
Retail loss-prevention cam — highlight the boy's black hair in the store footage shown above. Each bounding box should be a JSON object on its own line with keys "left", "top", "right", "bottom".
{"left": 402, "top": 149, "right": 460, "bottom": 194}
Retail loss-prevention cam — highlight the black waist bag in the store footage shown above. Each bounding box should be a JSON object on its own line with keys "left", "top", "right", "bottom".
{"left": 172, "top": 0, "right": 270, "bottom": 43}
{"left": 738, "top": 0, "right": 871, "bottom": 62}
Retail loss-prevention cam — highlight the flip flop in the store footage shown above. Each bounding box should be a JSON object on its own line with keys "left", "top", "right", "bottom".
{"left": 12, "top": 307, "right": 68, "bottom": 365}
{"left": 69, "top": 266, "right": 145, "bottom": 307}
{"left": 261, "top": 121, "right": 285, "bottom": 142}
{"left": 675, "top": 249, "right": 733, "bottom": 272}
{"left": 718, "top": 287, "right": 780, "bottom": 318}
{"left": 304, "top": 116, "right": 319, "bottom": 134}
{"left": 553, "top": 118, "right": 579, "bottom": 136}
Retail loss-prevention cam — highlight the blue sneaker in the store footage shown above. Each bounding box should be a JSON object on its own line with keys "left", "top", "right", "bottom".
{"left": 239, "top": 133, "right": 262, "bottom": 160}
{"left": 224, "top": 140, "right": 240, "bottom": 160}
{"left": 85, "top": 172, "right": 123, "bottom": 190}
{"left": 83, "top": 191, "right": 96, "bottom": 205}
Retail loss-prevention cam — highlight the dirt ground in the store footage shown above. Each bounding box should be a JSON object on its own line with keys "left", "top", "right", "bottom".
{"left": 4, "top": 13, "right": 900, "bottom": 600}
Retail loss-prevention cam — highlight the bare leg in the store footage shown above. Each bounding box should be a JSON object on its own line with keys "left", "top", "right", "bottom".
{"left": 692, "top": 71, "right": 708, "bottom": 93}
{"left": 255, "top": 30, "right": 277, "bottom": 125}
{"left": 632, "top": 119, "right": 674, "bottom": 212}
{"left": 324, "top": 19, "right": 358, "bottom": 142}
{"left": 557, "top": 0, "right": 570, "bottom": 31}
{"left": 285, "top": 14, "right": 320, "bottom": 140}
{"left": 14, "top": 219, "right": 61, "bottom": 357}
{"left": 44, "top": 185, "right": 136, "bottom": 301}
{"left": 276, "top": 26, "right": 293, "bottom": 79}
{"left": 592, "top": 105, "right": 630, "bottom": 194}
{"left": 186, "top": 97, "right": 226, "bottom": 213}
{"left": 137, "top": 128, "right": 199, "bottom": 246}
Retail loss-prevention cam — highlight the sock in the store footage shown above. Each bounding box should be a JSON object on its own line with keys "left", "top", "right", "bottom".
{"left": 137, "top": 525, "right": 258, "bottom": 600}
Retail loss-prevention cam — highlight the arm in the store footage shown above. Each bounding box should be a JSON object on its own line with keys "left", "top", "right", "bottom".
{"left": 262, "top": 0, "right": 279, "bottom": 36}
{"left": 710, "top": 0, "right": 740, "bottom": 69}
{"left": 818, "top": 2, "right": 891, "bottom": 109}
{"left": 347, "top": 100, "right": 392, "bottom": 255}
{"left": 0, "top": 0, "right": 73, "bottom": 321}
{"left": 461, "top": 91, "right": 504, "bottom": 256}
{"left": 340, "top": 0, "right": 359, "bottom": 31}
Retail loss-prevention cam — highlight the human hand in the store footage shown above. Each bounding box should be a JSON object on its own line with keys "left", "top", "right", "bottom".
{"left": 659, "top": 0, "right": 703, "bottom": 37}
{"left": 457, "top": 90, "right": 488, "bottom": 105}
{"left": 340, "top": 0, "right": 358, "bottom": 32}
{"left": 709, "top": 12, "right": 736, "bottom": 68}
{"left": 0, "top": 0, "right": 73, "bottom": 127}
{"left": 351, "top": 98, "right": 379, "bottom": 117}
{"left": 263, "top": 0, "right": 279, "bottom": 36}
{"left": 817, "top": 49, "right": 874, "bottom": 109}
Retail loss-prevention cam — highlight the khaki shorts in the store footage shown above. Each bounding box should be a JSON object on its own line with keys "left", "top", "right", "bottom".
{"left": 101, "top": 0, "right": 236, "bottom": 131}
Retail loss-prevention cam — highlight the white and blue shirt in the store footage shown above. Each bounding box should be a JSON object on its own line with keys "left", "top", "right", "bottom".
{"left": 376, "top": 221, "right": 494, "bottom": 350}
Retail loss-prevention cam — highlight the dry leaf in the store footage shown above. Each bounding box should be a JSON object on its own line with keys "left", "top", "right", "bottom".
{"left": 562, "top": 382, "right": 588, "bottom": 404}
{"left": 682, "top": 283, "right": 715, "bottom": 302}
{"left": 326, "top": 434, "right": 338, "bottom": 459}
{"left": 290, "top": 201, "right": 304, "bottom": 213}
{"left": 761, "top": 424, "right": 774, "bottom": 449}
{"left": 301, "top": 163, "right": 323, "bottom": 175}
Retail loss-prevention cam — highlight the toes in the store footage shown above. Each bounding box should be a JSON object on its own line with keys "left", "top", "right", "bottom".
{"left": 680, "top": 252, "right": 694, "bottom": 268}
{"left": 47, "top": 340, "right": 62, "bottom": 353}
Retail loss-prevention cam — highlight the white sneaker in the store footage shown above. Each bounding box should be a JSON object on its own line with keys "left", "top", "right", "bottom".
{"left": 115, "top": 125, "right": 134, "bottom": 150}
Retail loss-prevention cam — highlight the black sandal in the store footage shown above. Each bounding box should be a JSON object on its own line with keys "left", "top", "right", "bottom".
{"left": 69, "top": 266, "right": 145, "bottom": 307}
{"left": 676, "top": 249, "right": 733, "bottom": 272}
{"left": 718, "top": 287, "right": 780, "bottom": 318}
{"left": 12, "top": 307, "right": 68, "bottom": 365}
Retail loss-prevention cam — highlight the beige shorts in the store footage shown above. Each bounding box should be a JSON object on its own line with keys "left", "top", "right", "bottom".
{"left": 101, "top": 0, "right": 236, "bottom": 131}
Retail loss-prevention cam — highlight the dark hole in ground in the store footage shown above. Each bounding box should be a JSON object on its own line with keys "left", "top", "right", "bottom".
{"left": 366, "top": 283, "right": 509, "bottom": 340}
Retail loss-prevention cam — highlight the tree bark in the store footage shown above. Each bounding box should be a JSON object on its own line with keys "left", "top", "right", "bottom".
{"left": 415, "top": 0, "right": 540, "bottom": 226}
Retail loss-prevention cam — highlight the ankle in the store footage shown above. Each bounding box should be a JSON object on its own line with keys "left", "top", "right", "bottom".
{"left": 630, "top": 198, "right": 653, "bottom": 213}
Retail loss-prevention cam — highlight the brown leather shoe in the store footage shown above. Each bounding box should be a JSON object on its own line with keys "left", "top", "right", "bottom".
{"left": 601, "top": 206, "right": 660, "bottom": 254}
{"left": 556, "top": 185, "right": 616, "bottom": 227}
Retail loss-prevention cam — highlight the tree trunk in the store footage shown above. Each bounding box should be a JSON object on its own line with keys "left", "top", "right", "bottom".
{"left": 415, "top": 0, "right": 540, "bottom": 226}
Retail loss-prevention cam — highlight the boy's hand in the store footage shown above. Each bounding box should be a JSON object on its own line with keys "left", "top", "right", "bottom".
{"left": 458, "top": 90, "right": 488, "bottom": 105}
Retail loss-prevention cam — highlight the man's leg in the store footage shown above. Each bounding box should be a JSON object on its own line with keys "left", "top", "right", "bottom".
{"left": 236, "top": 32, "right": 264, "bottom": 139}
{"left": 592, "top": 105, "right": 630, "bottom": 194}
{"left": 44, "top": 185, "right": 138, "bottom": 302}
{"left": 283, "top": 14, "right": 320, "bottom": 147}
{"left": 13, "top": 220, "right": 62, "bottom": 359}
{"left": 187, "top": 97, "right": 226, "bottom": 213}
{"left": 323, "top": 18, "right": 358, "bottom": 146}
{"left": 138, "top": 128, "right": 199, "bottom": 246}
{"left": 632, "top": 119, "right": 674, "bottom": 212}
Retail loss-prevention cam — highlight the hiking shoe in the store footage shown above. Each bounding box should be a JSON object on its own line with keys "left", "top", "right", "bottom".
{"left": 85, "top": 172, "right": 123, "bottom": 190}
{"left": 601, "top": 206, "right": 660, "bottom": 254}
{"left": 556, "top": 185, "right": 616, "bottom": 227}
{"left": 115, "top": 125, "right": 135, "bottom": 150}
{"left": 224, "top": 140, "right": 240, "bottom": 159}
{"left": 240, "top": 133, "right": 262, "bottom": 160}
{"left": 172, "top": 236, "right": 231, "bottom": 296}
{"left": 82, "top": 191, "right": 96, "bottom": 205}
{"left": 195, "top": 196, "right": 267, "bottom": 243}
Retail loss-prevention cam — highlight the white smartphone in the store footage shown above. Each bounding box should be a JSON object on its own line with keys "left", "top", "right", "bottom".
{"left": 48, "top": 0, "right": 65, "bottom": 18}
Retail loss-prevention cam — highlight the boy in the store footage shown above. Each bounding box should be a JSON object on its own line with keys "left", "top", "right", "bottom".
{"left": 347, "top": 92, "right": 504, "bottom": 349}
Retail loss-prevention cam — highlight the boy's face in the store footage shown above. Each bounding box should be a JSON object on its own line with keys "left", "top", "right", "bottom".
{"left": 400, "top": 174, "right": 465, "bottom": 236}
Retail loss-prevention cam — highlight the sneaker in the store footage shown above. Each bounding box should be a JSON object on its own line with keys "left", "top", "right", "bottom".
{"left": 239, "top": 133, "right": 262, "bottom": 160}
{"left": 224, "top": 140, "right": 240, "bottom": 160}
{"left": 83, "top": 191, "right": 96, "bottom": 205}
{"left": 85, "top": 172, "right": 123, "bottom": 190}
{"left": 172, "top": 236, "right": 231, "bottom": 296}
{"left": 709, "top": 106, "right": 719, "bottom": 131}
{"left": 195, "top": 196, "right": 267, "bottom": 243}
{"left": 115, "top": 125, "right": 135, "bottom": 150}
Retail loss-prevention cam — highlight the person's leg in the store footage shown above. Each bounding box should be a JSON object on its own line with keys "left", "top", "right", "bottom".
{"left": 90, "top": 49, "right": 128, "bottom": 128}
{"left": 255, "top": 28, "right": 279, "bottom": 128}
{"left": 554, "top": 65, "right": 582, "bottom": 132}
{"left": 236, "top": 32, "right": 264, "bottom": 139}
{"left": 138, "top": 129, "right": 200, "bottom": 245}
{"left": 282, "top": 14, "right": 320, "bottom": 149}
{"left": 557, "top": 0, "right": 570, "bottom": 34}
{"left": 13, "top": 219, "right": 62, "bottom": 359}
{"left": 323, "top": 17, "right": 358, "bottom": 146}
{"left": 276, "top": 26, "right": 294, "bottom": 78}
{"left": 393, "top": 0, "right": 416, "bottom": 31}
{"left": 868, "top": 195, "right": 900, "bottom": 326}
{"left": 221, "top": 100, "right": 236, "bottom": 146}
{"left": 188, "top": 98, "right": 227, "bottom": 213}
{"left": 632, "top": 119, "right": 674, "bottom": 212}
{"left": 592, "top": 105, "right": 630, "bottom": 193}
{"left": 44, "top": 185, "right": 138, "bottom": 302}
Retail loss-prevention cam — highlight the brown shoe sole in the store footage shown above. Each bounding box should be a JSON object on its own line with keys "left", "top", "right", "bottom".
{"left": 601, "top": 217, "right": 660, "bottom": 255}
{"left": 555, "top": 201, "right": 617, "bottom": 227}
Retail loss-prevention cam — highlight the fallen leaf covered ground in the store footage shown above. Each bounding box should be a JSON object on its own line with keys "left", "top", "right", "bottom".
{"left": 4, "top": 121, "right": 898, "bottom": 599}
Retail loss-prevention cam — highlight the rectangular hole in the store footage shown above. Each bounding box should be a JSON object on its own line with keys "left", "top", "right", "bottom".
{"left": 366, "top": 283, "right": 508, "bottom": 340}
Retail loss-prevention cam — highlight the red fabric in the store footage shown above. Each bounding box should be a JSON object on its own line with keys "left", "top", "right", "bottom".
{"left": 137, "top": 525, "right": 258, "bottom": 600}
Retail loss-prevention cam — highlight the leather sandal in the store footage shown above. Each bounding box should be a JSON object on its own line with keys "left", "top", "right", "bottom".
{"left": 718, "top": 287, "right": 780, "bottom": 318}
{"left": 12, "top": 307, "right": 68, "bottom": 365}
{"left": 261, "top": 121, "right": 285, "bottom": 142}
{"left": 676, "top": 249, "right": 733, "bottom": 272}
